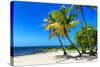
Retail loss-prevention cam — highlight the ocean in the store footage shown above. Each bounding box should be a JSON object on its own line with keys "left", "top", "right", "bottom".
{"left": 11, "top": 46, "right": 68, "bottom": 57}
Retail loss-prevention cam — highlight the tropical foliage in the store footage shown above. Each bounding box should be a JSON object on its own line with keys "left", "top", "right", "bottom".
{"left": 75, "top": 26, "right": 97, "bottom": 55}
{"left": 73, "top": 5, "right": 97, "bottom": 56}
{"left": 44, "top": 5, "right": 82, "bottom": 56}
{"left": 43, "top": 5, "right": 97, "bottom": 56}
{"left": 67, "top": 44, "right": 76, "bottom": 50}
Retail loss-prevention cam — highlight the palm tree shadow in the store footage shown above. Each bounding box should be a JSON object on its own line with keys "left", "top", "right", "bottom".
{"left": 78, "top": 54, "right": 97, "bottom": 61}
{"left": 55, "top": 54, "right": 78, "bottom": 63}
{"left": 55, "top": 54, "right": 97, "bottom": 63}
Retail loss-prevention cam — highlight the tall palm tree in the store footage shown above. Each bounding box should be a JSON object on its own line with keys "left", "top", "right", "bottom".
{"left": 57, "top": 35, "right": 67, "bottom": 55}
{"left": 75, "top": 27, "right": 90, "bottom": 53}
{"left": 73, "top": 5, "right": 97, "bottom": 55}
{"left": 59, "top": 5, "right": 82, "bottom": 56}
{"left": 75, "top": 26, "right": 97, "bottom": 55}
{"left": 80, "top": 6, "right": 92, "bottom": 53}
{"left": 44, "top": 12, "right": 68, "bottom": 55}
{"left": 44, "top": 5, "right": 82, "bottom": 56}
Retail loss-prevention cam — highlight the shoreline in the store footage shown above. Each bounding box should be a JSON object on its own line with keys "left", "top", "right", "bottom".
{"left": 12, "top": 48, "right": 82, "bottom": 57}
{"left": 12, "top": 50, "right": 97, "bottom": 66}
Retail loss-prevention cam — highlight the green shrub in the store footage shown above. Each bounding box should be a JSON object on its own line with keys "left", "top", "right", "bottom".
{"left": 67, "top": 44, "right": 76, "bottom": 50}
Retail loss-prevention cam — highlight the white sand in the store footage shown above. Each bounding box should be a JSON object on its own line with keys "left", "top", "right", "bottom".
{"left": 13, "top": 50, "right": 97, "bottom": 66}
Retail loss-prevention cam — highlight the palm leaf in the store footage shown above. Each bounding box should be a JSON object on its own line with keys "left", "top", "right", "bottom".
{"left": 67, "top": 5, "right": 74, "bottom": 13}
{"left": 60, "top": 5, "right": 67, "bottom": 17}
{"left": 50, "top": 10, "right": 64, "bottom": 22}
{"left": 73, "top": 5, "right": 81, "bottom": 12}
{"left": 67, "top": 13, "right": 78, "bottom": 20}
{"left": 45, "top": 23, "right": 61, "bottom": 30}
{"left": 49, "top": 34, "right": 53, "bottom": 40}
{"left": 49, "top": 30, "right": 58, "bottom": 40}
{"left": 68, "top": 20, "right": 80, "bottom": 28}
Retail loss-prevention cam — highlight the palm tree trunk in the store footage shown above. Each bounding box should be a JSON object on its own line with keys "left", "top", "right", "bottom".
{"left": 82, "top": 44, "right": 86, "bottom": 53}
{"left": 57, "top": 35, "right": 68, "bottom": 55}
{"left": 80, "top": 6, "right": 93, "bottom": 54}
{"left": 95, "top": 45, "right": 97, "bottom": 55}
{"left": 66, "top": 34, "right": 82, "bottom": 56}
{"left": 87, "top": 44, "right": 91, "bottom": 52}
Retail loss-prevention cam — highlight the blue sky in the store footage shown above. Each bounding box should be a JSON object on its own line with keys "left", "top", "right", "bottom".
{"left": 12, "top": 1, "right": 97, "bottom": 47}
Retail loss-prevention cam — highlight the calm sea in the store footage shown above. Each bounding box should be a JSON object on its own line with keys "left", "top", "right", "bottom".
{"left": 11, "top": 46, "right": 68, "bottom": 57}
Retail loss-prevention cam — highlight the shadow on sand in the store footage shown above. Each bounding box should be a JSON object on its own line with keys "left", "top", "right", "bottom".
{"left": 55, "top": 54, "right": 97, "bottom": 63}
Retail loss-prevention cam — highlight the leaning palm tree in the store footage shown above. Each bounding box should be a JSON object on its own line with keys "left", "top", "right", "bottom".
{"left": 44, "top": 5, "right": 81, "bottom": 56}
{"left": 73, "top": 5, "right": 97, "bottom": 55}
{"left": 75, "top": 26, "right": 97, "bottom": 55}
{"left": 75, "top": 28, "right": 90, "bottom": 53}
{"left": 44, "top": 14, "right": 68, "bottom": 55}
{"left": 59, "top": 5, "right": 82, "bottom": 56}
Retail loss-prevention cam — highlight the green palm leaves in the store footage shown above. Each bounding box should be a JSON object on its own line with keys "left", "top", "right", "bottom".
{"left": 73, "top": 5, "right": 97, "bottom": 55}
{"left": 43, "top": 5, "right": 81, "bottom": 56}
{"left": 75, "top": 26, "right": 97, "bottom": 54}
{"left": 44, "top": 5, "right": 80, "bottom": 40}
{"left": 42, "top": 5, "right": 97, "bottom": 56}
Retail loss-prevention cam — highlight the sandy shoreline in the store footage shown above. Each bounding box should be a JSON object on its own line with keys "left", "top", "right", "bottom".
{"left": 13, "top": 50, "right": 97, "bottom": 66}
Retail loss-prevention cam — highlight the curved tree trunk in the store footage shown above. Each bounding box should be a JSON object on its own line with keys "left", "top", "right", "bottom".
{"left": 57, "top": 35, "right": 68, "bottom": 55}
{"left": 95, "top": 45, "right": 97, "bottom": 56}
{"left": 80, "top": 6, "right": 93, "bottom": 55}
{"left": 82, "top": 44, "right": 86, "bottom": 53}
{"left": 66, "top": 34, "right": 82, "bottom": 56}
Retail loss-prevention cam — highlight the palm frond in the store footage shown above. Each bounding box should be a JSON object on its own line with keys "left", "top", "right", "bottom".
{"left": 68, "top": 20, "right": 80, "bottom": 28}
{"left": 67, "top": 5, "right": 74, "bottom": 13}
{"left": 45, "top": 23, "right": 61, "bottom": 30}
{"left": 73, "top": 5, "right": 81, "bottom": 12}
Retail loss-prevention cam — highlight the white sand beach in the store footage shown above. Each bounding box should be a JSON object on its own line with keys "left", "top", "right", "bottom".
{"left": 13, "top": 50, "right": 97, "bottom": 66}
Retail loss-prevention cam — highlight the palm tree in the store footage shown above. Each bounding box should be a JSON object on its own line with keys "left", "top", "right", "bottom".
{"left": 75, "top": 28, "right": 89, "bottom": 53}
{"left": 44, "top": 12, "right": 68, "bottom": 55}
{"left": 44, "top": 5, "right": 82, "bottom": 56}
{"left": 87, "top": 26, "right": 97, "bottom": 55}
{"left": 73, "top": 5, "right": 97, "bottom": 55}
{"left": 57, "top": 35, "right": 67, "bottom": 55}
{"left": 75, "top": 26, "right": 97, "bottom": 55}
{"left": 59, "top": 5, "right": 82, "bottom": 56}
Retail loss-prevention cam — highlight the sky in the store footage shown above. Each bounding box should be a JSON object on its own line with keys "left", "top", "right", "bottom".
{"left": 11, "top": 1, "right": 97, "bottom": 47}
